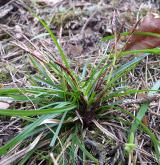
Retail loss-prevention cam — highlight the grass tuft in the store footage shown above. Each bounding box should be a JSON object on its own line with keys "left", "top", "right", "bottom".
{"left": 0, "top": 16, "right": 159, "bottom": 164}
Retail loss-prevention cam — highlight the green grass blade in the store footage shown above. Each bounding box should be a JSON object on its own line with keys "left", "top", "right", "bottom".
{"left": 116, "top": 106, "right": 160, "bottom": 163}
{"left": 73, "top": 134, "right": 99, "bottom": 163}
{"left": 95, "top": 54, "right": 148, "bottom": 102}
{"left": 102, "top": 31, "right": 160, "bottom": 42}
{"left": 30, "top": 56, "right": 55, "bottom": 84}
{"left": 128, "top": 80, "right": 160, "bottom": 143}
{"left": 85, "top": 64, "right": 109, "bottom": 98}
{"left": 120, "top": 48, "right": 160, "bottom": 57}
{"left": 129, "top": 103, "right": 149, "bottom": 138}
{"left": 50, "top": 112, "right": 67, "bottom": 147}
{"left": 34, "top": 15, "right": 69, "bottom": 68}
{"left": 106, "top": 54, "right": 148, "bottom": 87}
{"left": 80, "top": 64, "right": 87, "bottom": 80}
{"left": 0, "top": 114, "right": 58, "bottom": 155}
{"left": 111, "top": 54, "right": 149, "bottom": 79}
{"left": 127, "top": 80, "right": 160, "bottom": 162}
{"left": 0, "top": 104, "right": 76, "bottom": 116}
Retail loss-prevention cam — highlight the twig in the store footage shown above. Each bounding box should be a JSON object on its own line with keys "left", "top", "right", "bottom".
{"left": 81, "top": 11, "right": 97, "bottom": 37}
{"left": 122, "top": 94, "right": 160, "bottom": 105}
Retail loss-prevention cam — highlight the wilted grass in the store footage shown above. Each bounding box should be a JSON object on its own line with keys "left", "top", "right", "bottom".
{"left": 0, "top": 16, "right": 159, "bottom": 164}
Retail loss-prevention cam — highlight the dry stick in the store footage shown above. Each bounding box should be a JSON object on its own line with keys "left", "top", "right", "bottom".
{"left": 12, "top": 41, "right": 47, "bottom": 63}
{"left": 80, "top": 10, "right": 97, "bottom": 38}
{"left": 122, "top": 94, "right": 160, "bottom": 105}
{"left": 122, "top": 18, "right": 142, "bottom": 51}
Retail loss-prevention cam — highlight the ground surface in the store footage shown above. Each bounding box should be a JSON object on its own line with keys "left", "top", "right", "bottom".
{"left": 0, "top": 0, "right": 160, "bottom": 164}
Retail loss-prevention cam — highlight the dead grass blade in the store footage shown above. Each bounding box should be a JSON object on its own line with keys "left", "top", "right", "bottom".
{"left": 0, "top": 133, "right": 42, "bottom": 165}
{"left": 93, "top": 120, "right": 119, "bottom": 142}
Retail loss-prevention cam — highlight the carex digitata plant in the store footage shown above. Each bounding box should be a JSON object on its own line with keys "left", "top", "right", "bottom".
{"left": 0, "top": 15, "right": 159, "bottom": 164}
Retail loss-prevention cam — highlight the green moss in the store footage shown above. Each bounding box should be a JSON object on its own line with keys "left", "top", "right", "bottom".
{"left": 52, "top": 10, "right": 80, "bottom": 28}
{"left": 0, "top": 72, "right": 12, "bottom": 83}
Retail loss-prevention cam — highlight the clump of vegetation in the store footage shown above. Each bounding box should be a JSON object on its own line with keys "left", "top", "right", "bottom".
{"left": 0, "top": 15, "right": 159, "bottom": 164}
{"left": 0, "top": 72, "right": 12, "bottom": 83}
{"left": 52, "top": 9, "right": 81, "bottom": 28}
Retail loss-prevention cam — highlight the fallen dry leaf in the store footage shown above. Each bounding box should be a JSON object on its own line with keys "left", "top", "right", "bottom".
{"left": 142, "top": 115, "right": 149, "bottom": 127}
{"left": 124, "top": 13, "right": 160, "bottom": 50}
{"left": 0, "top": 84, "right": 4, "bottom": 88}
{"left": 0, "top": 102, "right": 10, "bottom": 109}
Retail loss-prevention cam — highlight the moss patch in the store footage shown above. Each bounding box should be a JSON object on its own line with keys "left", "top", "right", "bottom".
{"left": 0, "top": 72, "right": 12, "bottom": 83}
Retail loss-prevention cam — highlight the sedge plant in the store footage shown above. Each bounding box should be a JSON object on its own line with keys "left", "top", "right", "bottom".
{"left": 0, "top": 16, "right": 160, "bottom": 164}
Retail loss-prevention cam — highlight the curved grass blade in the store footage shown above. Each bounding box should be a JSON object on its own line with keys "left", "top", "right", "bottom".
{"left": 128, "top": 80, "right": 160, "bottom": 140}
{"left": 50, "top": 112, "right": 67, "bottom": 147}
{"left": 0, "top": 133, "right": 42, "bottom": 164}
{"left": 127, "top": 80, "right": 160, "bottom": 162}
{"left": 34, "top": 15, "right": 69, "bottom": 68}
{"left": 110, "top": 53, "right": 149, "bottom": 79}
{"left": 120, "top": 48, "right": 160, "bottom": 57}
{"left": 0, "top": 104, "right": 76, "bottom": 116}
{"left": 102, "top": 31, "right": 160, "bottom": 42}
{"left": 0, "top": 114, "right": 58, "bottom": 155}
{"left": 30, "top": 56, "right": 55, "bottom": 84}
{"left": 116, "top": 106, "right": 160, "bottom": 163}
{"left": 95, "top": 54, "right": 149, "bottom": 102}
{"left": 73, "top": 134, "right": 99, "bottom": 163}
